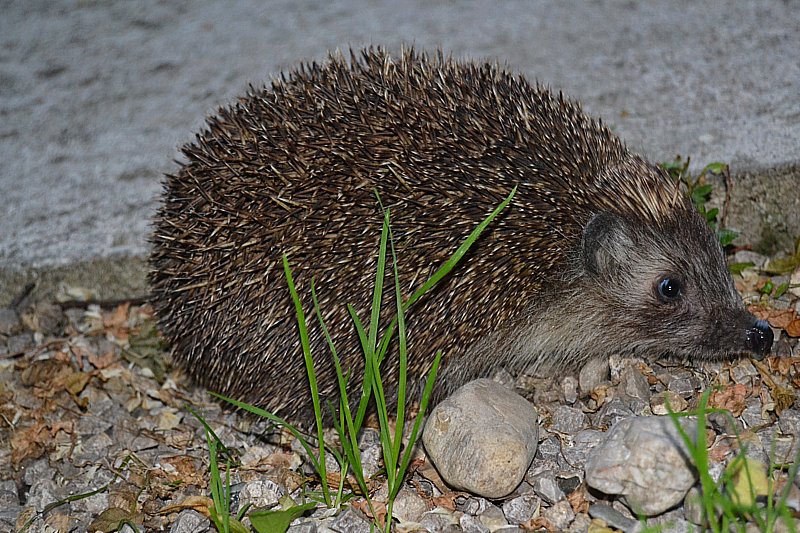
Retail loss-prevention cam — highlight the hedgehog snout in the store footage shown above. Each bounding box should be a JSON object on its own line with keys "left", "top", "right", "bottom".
{"left": 745, "top": 319, "right": 774, "bottom": 360}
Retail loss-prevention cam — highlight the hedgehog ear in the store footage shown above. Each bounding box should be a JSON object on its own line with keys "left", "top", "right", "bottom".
{"left": 582, "top": 212, "right": 634, "bottom": 277}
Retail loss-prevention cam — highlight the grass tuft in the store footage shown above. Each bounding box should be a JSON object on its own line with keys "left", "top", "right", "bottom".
{"left": 209, "top": 188, "right": 515, "bottom": 531}
{"left": 668, "top": 389, "right": 799, "bottom": 532}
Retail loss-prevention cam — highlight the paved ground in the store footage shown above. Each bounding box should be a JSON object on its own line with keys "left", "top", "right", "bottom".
{"left": 1, "top": 0, "right": 798, "bottom": 304}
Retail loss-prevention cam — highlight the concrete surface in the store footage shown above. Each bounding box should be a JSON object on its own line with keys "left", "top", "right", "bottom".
{"left": 1, "top": 0, "right": 798, "bottom": 304}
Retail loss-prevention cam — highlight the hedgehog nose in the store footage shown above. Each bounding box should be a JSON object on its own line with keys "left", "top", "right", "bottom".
{"left": 746, "top": 319, "right": 773, "bottom": 359}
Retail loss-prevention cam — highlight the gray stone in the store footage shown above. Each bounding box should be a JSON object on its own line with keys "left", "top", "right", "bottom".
{"left": 618, "top": 362, "right": 651, "bottom": 404}
{"left": 535, "top": 436, "right": 561, "bottom": 463}
{"left": 478, "top": 503, "right": 509, "bottom": 530}
{"left": 0, "top": 480, "right": 18, "bottom": 507}
{"left": 646, "top": 507, "right": 692, "bottom": 533}
{"left": 561, "top": 429, "right": 606, "bottom": 470}
{"left": 170, "top": 510, "right": 210, "bottom": 533}
{"left": 23, "top": 302, "right": 65, "bottom": 335}
{"left": 423, "top": 379, "right": 539, "bottom": 498}
{"left": 783, "top": 481, "right": 800, "bottom": 512}
{"left": 548, "top": 405, "right": 588, "bottom": 435}
{"left": 287, "top": 522, "right": 318, "bottom": 533}
{"left": 23, "top": 458, "right": 53, "bottom": 487}
{"left": 391, "top": 487, "right": 429, "bottom": 524}
{"left": 130, "top": 434, "right": 160, "bottom": 452}
{"left": 761, "top": 419, "right": 800, "bottom": 464}
{"left": 25, "top": 478, "right": 66, "bottom": 513}
{"left": 588, "top": 503, "right": 640, "bottom": 533}
{"left": 502, "top": 492, "right": 540, "bottom": 524}
{"left": 0, "top": 501, "right": 21, "bottom": 530}
{"left": 0, "top": 308, "right": 21, "bottom": 336}
{"left": 650, "top": 391, "right": 688, "bottom": 416}
{"left": 732, "top": 250, "right": 769, "bottom": 269}
{"left": 329, "top": 506, "right": 371, "bottom": 533}
{"left": 682, "top": 486, "right": 704, "bottom": 526}
{"left": 532, "top": 474, "right": 565, "bottom": 505}
{"left": 666, "top": 374, "right": 700, "bottom": 398}
{"left": 562, "top": 376, "right": 578, "bottom": 405}
{"left": 72, "top": 432, "right": 114, "bottom": 466}
{"left": 542, "top": 500, "right": 575, "bottom": 531}
{"left": 556, "top": 474, "right": 582, "bottom": 496}
{"left": 579, "top": 357, "right": 610, "bottom": 393}
{"left": 778, "top": 409, "right": 800, "bottom": 436}
{"left": 592, "top": 398, "right": 634, "bottom": 429}
{"left": 585, "top": 416, "right": 698, "bottom": 516}
{"left": 456, "top": 496, "right": 489, "bottom": 516}
{"left": 740, "top": 398, "right": 765, "bottom": 429}
{"left": 730, "top": 359, "right": 760, "bottom": 383}
{"left": 355, "top": 428, "right": 382, "bottom": 479}
{"left": 6, "top": 332, "right": 34, "bottom": 353}
{"left": 239, "top": 479, "right": 284, "bottom": 509}
{"left": 706, "top": 410, "right": 742, "bottom": 436}
{"left": 419, "top": 507, "right": 459, "bottom": 531}
{"left": 460, "top": 513, "right": 490, "bottom": 533}
{"left": 567, "top": 512, "right": 593, "bottom": 533}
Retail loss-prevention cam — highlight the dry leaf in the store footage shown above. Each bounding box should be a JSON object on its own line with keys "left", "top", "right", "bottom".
{"left": 786, "top": 317, "right": 800, "bottom": 337}
{"left": 10, "top": 420, "right": 48, "bottom": 464}
{"left": 566, "top": 486, "right": 589, "bottom": 514}
{"left": 708, "top": 383, "right": 749, "bottom": 416}
{"left": 104, "top": 303, "right": 131, "bottom": 342}
{"left": 522, "top": 515, "right": 557, "bottom": 531}
{"left": 768, "top": 309, "right": 795, "bottom": 329}
{"left": 430, "top": 491, "right": 463, "bottom": 512}
{"left": 708, "top": 439, "right": 733, "bottom": 462}
{"left": 159, "top": 495, "right": 214, "bottom": 516}
{"left": 88, "top": 507, "right": 143, "bottom": 533}
{"left": 748, "top": 305, "right": 770, "bottom": 321}
{"left": 88, "top": 349, "right": 117, "bottom": 369}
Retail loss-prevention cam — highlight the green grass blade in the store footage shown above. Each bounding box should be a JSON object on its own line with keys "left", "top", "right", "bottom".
{"left": 348, "top": 303, "right": 377, "bottom": 431}
{"left": 388, "top": 218, "right": 407, "bottom": 477}
{"left": 393, "top": 351, "right": 441, "bottom": 501}
{"left": 210, "top": 393, "right": 324, "bottom": 481}
{"left": 405, "top": 187, "right": 515, "bottom": 309}
{"left": 312, "top": 282, "right": 371, "bottom": 502}
{"left": 282, "top": 255, "right": 331, "bottom": 506}
{"left": 374, "top": 187, "right": 516, "bottom": 367}
{"left": 367, "top": 210, "right": 390, "bottom": 356}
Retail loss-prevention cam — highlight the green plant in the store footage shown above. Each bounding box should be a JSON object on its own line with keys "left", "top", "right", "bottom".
{"left": 660, "top": 157, "right": 738, "bottom": 247}
{"left": 187, "top": 408, "right": 249, "bottom": 533}
{"left": 669, "top": 389, "right": 798, "bottom": 532}
{"left": 215, "top": 189, "right": 515, "bottom": 532}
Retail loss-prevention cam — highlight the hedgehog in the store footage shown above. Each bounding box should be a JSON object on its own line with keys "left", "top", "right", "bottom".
{"left": 149, "top": 48, "right": 773, "bottom": 423}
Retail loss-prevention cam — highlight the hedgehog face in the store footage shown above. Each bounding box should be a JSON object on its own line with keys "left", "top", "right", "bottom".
{"left": 579, "top": 209, "right": 773, "bottom": 362}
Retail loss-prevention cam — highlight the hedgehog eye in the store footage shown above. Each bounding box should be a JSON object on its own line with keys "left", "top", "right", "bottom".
{"left": 656, "top": 276, "right": 682, "bottom": 302}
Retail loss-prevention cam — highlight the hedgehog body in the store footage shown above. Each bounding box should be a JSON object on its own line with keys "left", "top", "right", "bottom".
{"left": 149, "top": 48, "right": 772, "bottom": 422}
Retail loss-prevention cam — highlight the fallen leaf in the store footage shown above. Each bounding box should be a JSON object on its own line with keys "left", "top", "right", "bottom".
{"left": 104, "top": 303, "right": 131, "bottom": 342}
{"left": 10, "top": 420, "right": 48, "bottom": 464}
{"left": 522, "top": 515, "right": 557, "bottom": 531}
{"left": 566, "top": 486, "right": 589, "bottom": 514}
{"left": 88, "top": 507, "right": 143, "bottom": 533}
{"left": 430, "top": 491, "right": 463, "bottom": 511}
{"left": 159, "top": 495, "right": 214, "bottom": 516}
{"left": 767, "top": 309, "right": 795, "bottom": 330}
{"left": 708, "top": 383, "right": 749, "bottom": 416}
{"left": 708, "top": 439, "right": 733, "bottom": 462}
{"left": 786, "top": 317, "right": 800, "bottom": 337}
{"left": 88, "top": 348, "right": 117, "bottom": 369}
